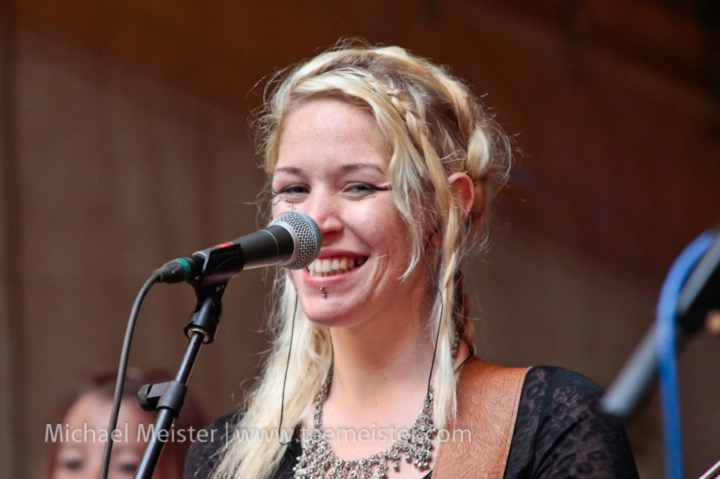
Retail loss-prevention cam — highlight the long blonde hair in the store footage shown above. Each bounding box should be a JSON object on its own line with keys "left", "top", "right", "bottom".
{"left": 211, "top": 41, "right": 513, "bottom": 479}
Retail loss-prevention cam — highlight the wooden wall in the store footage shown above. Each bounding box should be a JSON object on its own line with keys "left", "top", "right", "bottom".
{"left": 12, "top": 0, "right": 720, "bottom": 278}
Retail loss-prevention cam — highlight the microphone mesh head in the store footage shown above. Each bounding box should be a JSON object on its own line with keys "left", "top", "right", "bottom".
{"left": 270, "top": 211, "right": 322, "bottom": 269}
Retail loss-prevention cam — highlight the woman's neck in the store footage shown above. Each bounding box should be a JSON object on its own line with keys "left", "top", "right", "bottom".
{"left": 306, "top": 317, "right": 472, "bottom": 464}
{"left": 328, "top": 321, "right": 434, "bottom": 403}
{"left": 318, "top": 270, "right": 434, "bottom": 398}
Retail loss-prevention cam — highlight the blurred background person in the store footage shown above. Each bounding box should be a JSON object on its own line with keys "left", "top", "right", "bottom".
{"left": 45, "top": 368, "right": 206, "bottom": 479}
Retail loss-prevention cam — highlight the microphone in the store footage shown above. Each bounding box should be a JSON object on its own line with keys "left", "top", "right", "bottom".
{"left": 153, "top": 211, "right": 321, "bottom": 285}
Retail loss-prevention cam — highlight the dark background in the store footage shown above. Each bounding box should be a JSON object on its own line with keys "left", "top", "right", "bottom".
{"left": 1, "top": 1, "right": 719, "bottom": 477}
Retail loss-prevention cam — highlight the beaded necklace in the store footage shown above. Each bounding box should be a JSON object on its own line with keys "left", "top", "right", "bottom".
{"left": 293, "top": 366, "right": 437, "bottom": 479}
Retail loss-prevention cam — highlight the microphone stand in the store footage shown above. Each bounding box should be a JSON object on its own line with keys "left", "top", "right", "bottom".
{"left": 601, "top": 229, "right": 720, "bottom": 421}
{"left": 601, "top": 229, "right": 720, "bottom": 478}
{"left": 133, "top": 280, "right": 227, "bottom": 479}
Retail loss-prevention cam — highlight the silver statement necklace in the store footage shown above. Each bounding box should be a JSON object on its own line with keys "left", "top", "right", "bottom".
{"left": 293, "top": 367, "right": 437, "bottom": 479}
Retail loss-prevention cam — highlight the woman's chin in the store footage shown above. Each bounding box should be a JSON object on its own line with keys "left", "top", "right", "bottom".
{"left": 302, "top": 301, "right": 357, "bottom": 329}
{"left": 304, "top": 307, "right": 346, "bottom": 328}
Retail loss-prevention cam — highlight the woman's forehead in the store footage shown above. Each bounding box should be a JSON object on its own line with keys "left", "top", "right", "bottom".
{"left": 274, "top": 99, "right": 390, "bottom": 172}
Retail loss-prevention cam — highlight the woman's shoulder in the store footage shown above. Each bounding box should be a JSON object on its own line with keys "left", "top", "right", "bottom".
{"left": 520, "top": 365, "right": 605, "bottom": 412}
{"left": 513, "top": 366, "right": 609, "bottom": 448}
{"left": 183, "top": 410, "right": 243, "bottom": 479}
{"left": 504, "top": 365, "right": 639, "bottom": 479}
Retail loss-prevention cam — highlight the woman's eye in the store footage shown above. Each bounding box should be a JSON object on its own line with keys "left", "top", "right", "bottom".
{"left": 279, "top": 185, "right": 309, "bottom": 194}
{"left": 344, "top": 183, "right": 388, "bottom": 196}
{"left": 116, "top": 461, "right": 140, "bottom": 475}
{"left": 59, "top": 458, "right": 84, "bottom": 471}
{"left": 273, "top": 185, "right": 309, "bottom": 203}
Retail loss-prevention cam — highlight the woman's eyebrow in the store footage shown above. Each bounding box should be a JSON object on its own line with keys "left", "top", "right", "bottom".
{"left": 273, "top": 166, "right": 303, "bottom": 176}
{"left": 274, "top": 164, "right": 385, "bottom": 176}
{"left": 112, "top": 444, "right": 143, "bottom": 453}
{"left": 58, "top": 444, "right": 84, "bottom": 451}
{"left": 340, "top": 163, "right": 385, "bottom": 174}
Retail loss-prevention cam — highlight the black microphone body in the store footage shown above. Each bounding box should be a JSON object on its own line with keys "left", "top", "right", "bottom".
{"left": 154, "top": 211, "right": 320, "bottom": 285}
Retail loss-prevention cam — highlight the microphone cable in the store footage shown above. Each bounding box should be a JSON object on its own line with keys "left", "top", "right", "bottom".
{"left": 656, "top": 231, "right": 716, "bottom": 479}
{"left": 277, "top": 295, "right": 299, "bottom": 446}
{"left": 100, "top": 273, "right": 160, "bottom": 479}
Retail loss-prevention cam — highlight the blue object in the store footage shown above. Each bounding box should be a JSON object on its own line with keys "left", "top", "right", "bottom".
{"left": 656, "top": 231, "right": 716, "bottom": 479}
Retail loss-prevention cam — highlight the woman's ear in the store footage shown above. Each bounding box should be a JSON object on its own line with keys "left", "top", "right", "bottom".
{"left": 427, "top": 173, "right": 476, "bottom": 248}
{"left": 447, "top": 172, "right": 476, "bottom": 221}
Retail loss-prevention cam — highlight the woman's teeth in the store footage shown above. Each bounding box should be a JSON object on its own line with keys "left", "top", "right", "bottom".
{"left": 308, "top": 257, "right": 366, "bottom": 277}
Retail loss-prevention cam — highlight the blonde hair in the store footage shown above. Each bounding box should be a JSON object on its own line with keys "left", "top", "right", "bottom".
{"left": 210, "top": 41, "right": 512, "bottom": 479}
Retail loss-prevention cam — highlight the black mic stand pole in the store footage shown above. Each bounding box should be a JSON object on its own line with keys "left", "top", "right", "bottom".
{"left": 133, "top": 281, "right": 227, "bottom": 479}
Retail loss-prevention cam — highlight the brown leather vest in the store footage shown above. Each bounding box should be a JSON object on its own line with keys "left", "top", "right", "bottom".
{"left": 433, "top": 357, "right": 529, "bottom": 479}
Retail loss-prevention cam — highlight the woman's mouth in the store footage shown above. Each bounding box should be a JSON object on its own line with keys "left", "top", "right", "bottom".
{"left": 307, "top": 257, "right": 367, "bottom": 277}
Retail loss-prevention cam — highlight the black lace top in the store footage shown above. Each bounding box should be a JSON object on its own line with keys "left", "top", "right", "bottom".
{"left": 183, "top": 367, "right": 639, "bottom": 479}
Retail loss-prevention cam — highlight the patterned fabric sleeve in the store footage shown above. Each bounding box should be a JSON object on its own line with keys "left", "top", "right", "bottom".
{"left": 503, "top": 367, "right": 639, "bottom": 479}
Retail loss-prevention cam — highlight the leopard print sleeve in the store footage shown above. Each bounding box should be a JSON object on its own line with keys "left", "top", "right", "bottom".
{"left": 503, "top": 367, "right": 639, "bottom": 479}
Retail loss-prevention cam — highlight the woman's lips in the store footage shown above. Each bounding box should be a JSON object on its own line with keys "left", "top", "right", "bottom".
{"left": 307, "top": 256, "right": 367, "bottom": 277}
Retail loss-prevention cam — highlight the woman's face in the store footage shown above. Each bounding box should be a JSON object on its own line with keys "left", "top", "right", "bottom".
{"left": 51, "top": 392, "right": 165, "bottom": 479}
{"left": 272, "top": 98, "right": 430, "bottom": 331}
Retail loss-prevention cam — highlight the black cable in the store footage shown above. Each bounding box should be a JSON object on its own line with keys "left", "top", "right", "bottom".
{"left": 100, "top": 273, "right": 160, "bottom": 479}
{"left": 277, "top": 295, "right": 299, "bottom": 446}
{"left": 423, "top": 232, "right": 445, "bottom": 396}
{"left": 453, "top": 352, "right": 472, "bottom": 373}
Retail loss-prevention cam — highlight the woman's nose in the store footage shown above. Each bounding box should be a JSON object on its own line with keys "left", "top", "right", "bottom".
{"left": 303, "top": 192, "right": 342, "bottom": 236}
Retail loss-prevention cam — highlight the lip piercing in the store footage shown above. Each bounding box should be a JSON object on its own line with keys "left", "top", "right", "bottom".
{"left": 319, "top": 287, "right": 327, "bottom": 298}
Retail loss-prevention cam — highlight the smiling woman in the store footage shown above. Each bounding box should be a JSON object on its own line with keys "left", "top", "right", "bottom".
{"left": 183, "top": 41, "right": 639, "bottom": 479}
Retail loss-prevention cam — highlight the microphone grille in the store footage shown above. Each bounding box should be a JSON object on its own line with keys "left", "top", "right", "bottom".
{"left": 270, "top": 211, "right": 322, "bottom": 269}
